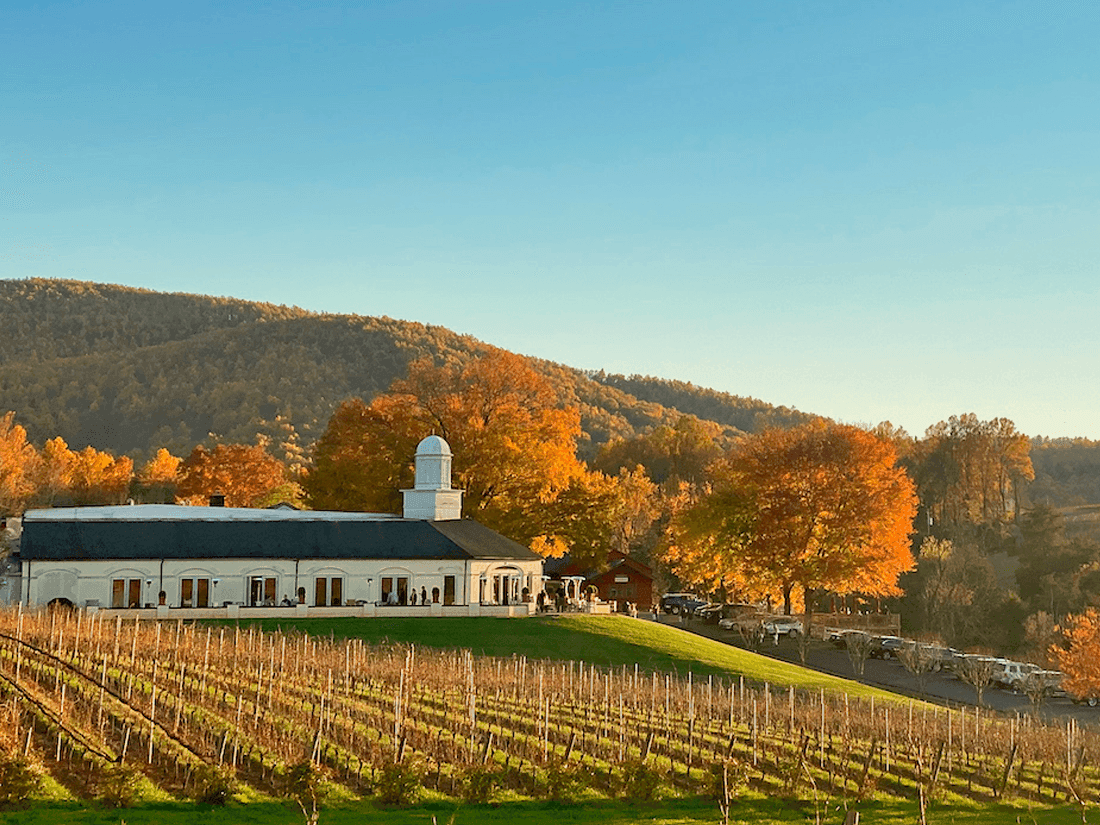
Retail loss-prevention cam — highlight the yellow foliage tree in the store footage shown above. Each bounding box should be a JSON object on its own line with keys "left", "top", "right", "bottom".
{"left": 135, "top": 447, "right": 183, "bottom": 504}
{"left": 0, "top": 412, "right": 39, "bottom": 514}
{"left": 666, "top": 421, "right": 917, "bottom": 625}
{"left": 32, "top": 437, "right": 76, "bottom": 506}
{"left": 595, "top": 415, "right": 727, "bottom": 488}
{"left": 140, "top": 448, "right": 182, "bottom": 484}
{"left": 69, "top": 446, "right": 134, "bottom": 505}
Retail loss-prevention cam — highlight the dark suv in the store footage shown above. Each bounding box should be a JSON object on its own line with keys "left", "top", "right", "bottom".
{"left": 660, "top": 593, "right": 707, "bottom": 615}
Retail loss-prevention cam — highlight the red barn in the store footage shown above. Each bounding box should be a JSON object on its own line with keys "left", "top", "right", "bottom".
{"left": 584, "top": 551, "right": 654, "bottom": 613}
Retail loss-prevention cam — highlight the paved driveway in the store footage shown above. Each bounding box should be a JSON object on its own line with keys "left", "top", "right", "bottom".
{"left": 661, "top": 615, "right": 1100, "bottom": 725}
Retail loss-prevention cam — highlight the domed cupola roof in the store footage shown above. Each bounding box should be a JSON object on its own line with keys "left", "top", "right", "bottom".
{"left": 416, "top": 435, "right": 452, "bottom": 457}
{"left": 403, "top": 434, "right": 462, "bottom": 520}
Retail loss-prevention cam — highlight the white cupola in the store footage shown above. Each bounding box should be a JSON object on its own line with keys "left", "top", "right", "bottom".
{"left": 401, "top": 435, "right": 463, "bottom": 520}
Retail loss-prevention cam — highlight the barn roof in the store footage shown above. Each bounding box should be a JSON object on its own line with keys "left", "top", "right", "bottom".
{"left": 19, "top": 506, "right": 539, "bottom": 563}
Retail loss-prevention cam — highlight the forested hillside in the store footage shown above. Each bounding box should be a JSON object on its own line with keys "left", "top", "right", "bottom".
{"left": 586, "top": 372, "right": 813, "bottom": 434}
{"left": 1026, "top": 438, "right": 1100, "bottom": 507}
{"left": 0, "top": 279, "right": 796, "bottom": 461}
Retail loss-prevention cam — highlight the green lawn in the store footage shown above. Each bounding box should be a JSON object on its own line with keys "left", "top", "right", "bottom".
{"left": 223, "top": 614, "right": 907, "bottom": 702}
{"left": 5, "top": 797, "right": 1091, "bottom": 825}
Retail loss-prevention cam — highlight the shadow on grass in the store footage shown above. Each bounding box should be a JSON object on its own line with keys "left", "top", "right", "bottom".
{"left": 4, "top": 796, "right": 1089, "bottom": 825}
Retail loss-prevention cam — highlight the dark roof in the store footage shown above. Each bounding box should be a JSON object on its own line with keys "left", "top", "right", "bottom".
{"left": 20, "top": 514, "right": 540, "bottom": 563}
{"left": 587, "top": 557, "right": 654, "bottom": 584}
{"left": 543, "top": 551, "right": 653, "bottom": 580}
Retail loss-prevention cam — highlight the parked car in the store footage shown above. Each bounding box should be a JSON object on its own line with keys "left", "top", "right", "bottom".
{"left": 694, "top": 602, "right": 727, "bottom": 623}
{"left": 997, "top": 661, "right": 1042, "bottom": 691}
{"left": 718, "top": 604, "right": 764, "bottom": 631}
{"left": 660, "top": 593, "right": 706, "bottom": 615}
{"left": 760, "top": 617, "right": 804, "bottom": 638}
{"left": 869, "top": 635, "right": 904, "bottom": 659}
{"left": 824, "top": 628, "right": 848, "bottom": 645}
{"left": 918, "top": 644, "right": 962, "bottom": 672}
{"left": 719, "top": 613, "right": 762, "bottom": 632}
{"left": 950, "top": 654, "right": 1008, "bottom": 682}
{"left": 1018, "top": 670, "right": 1065, "bottom": 698}
{"left": 1070, "top": 689, "right": 1100, "bottom": 707}
{"left": 826, "top": 628, "right": 873, "bottom": 649}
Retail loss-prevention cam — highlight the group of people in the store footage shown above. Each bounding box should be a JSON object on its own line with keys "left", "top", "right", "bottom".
{"left": 535, "top": 591, "right": 563, "bottom": 612}
{"left": 533, "top": 589, "right": 641, "bottom": 617}
{"left": 385, "top": 585, "right": 430, "bottom": 606}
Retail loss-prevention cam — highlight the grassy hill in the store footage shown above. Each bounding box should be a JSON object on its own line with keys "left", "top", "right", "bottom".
{"left": 0, "top": 278, "right": 811, "bottom": 460}
{"left": 231, "top": 614, "right": 910, "bottom": 702}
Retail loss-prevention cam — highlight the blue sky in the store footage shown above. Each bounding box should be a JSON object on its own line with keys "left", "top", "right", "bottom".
{"left": 3, "top": 1, "right": 1098, "bottom": 439}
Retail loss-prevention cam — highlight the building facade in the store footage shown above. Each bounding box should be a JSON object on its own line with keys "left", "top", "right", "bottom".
{"left": 15, "top": 436, "right": 544, "bottom": 616}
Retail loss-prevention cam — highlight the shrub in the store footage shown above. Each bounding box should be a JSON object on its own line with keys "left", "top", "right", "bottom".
{"left": 194, "top": 765, "right": 235, "bottom": 805}
{"left": 96, "top": 764, "right": 143, "bottom": 808}
{"left": 459, "top": 765, "right": 500, "bottom": 804}
{"left": 707, "top": 757, "right": 748, "bottom": 801}
{"left": 541, "top": 761, "right": 585, "bottom": 801}
{"left": 617, "top": 758, "right": 662, "bottom": 802}
{"left": 376, "top": 760, "right": 423, "bottom": 805}
{"left": 0, "top": 754, "right": 42, "bottom": 808}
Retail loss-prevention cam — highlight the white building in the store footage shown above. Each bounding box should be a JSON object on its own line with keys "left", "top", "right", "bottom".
{"left": 15, "top": 436, "right": 543, "bottom": 617}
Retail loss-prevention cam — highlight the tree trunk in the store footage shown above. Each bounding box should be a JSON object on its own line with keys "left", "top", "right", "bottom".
{"left": 800, "top": 586, "right": 815, "bottom": 664}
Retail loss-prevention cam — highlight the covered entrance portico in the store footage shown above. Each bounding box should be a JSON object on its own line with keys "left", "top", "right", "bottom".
{"left": 480, "top": 565, "right": 526, "bottom": 605}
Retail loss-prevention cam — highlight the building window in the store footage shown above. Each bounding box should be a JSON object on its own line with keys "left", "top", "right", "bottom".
{"left": 615, "top": 583, "right": 637, "bottom": 599}
{"left": 443, "top": 575, "right": 455, "bottom": 605}
{"left": 180, "top": 578, "right": 210, "bottom": 608}
{"left": 112, "top": 578, "right": 142, "bottom": 609}
{"left": 251, "top": 577, "right": 277, "bottom": 607}
{"left": 313, "top": 577, "right": 343, "bottom": 606}
{"left": 381, "top": 576, "right": 408, "bottom": 605}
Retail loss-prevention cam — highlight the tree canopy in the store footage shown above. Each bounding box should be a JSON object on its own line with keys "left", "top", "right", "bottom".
{"left": 666, "top": 421, "right": 917, "bottom": 615}
{"left": 176, "top": 442, "right": 290, "bottom": 508}
{"left": 1052, "top": 608, "right": 1100, "bottom": 703}
{"left": 304, "top": 349, "right": 649, "bottom": 565}
{"left": 907, "top": 414, "right": 1033, "bottom": 529}
{"left": 594, "top": 415, "right": 729, "bottom": 488}
{"left": 0, "top": 412, "right": 37, "bottom": 513}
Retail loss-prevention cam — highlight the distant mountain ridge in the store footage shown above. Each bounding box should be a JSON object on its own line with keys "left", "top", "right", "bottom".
{"left": 0, "top": 278, "right": 814, "bottom": 461}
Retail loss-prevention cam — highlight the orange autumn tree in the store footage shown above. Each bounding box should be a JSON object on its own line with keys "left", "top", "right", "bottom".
{"left": 136, "top": 448, "right": 183, "bottom": 503}
{"left": 32, "top": 436, "right": 77, "bottom": 506}
{"left": 666, "top": 421, "right": 917, "bottom": 631}
{"left": 69, "top": 445, "right": 134, "bottom": 505}
{"left": 1051, "top": 609, "right": 1100, "bottom": 704}
{"left": 305, "top": 349, "right": 629, "bottom": 561}
{"left": 0, "top": 411, "right": 39, "bottom": 514}
{"left": 176, "top": 442, "right": 289, "bottom": 508}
